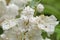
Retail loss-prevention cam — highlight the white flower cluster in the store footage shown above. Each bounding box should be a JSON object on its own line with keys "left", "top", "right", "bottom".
{"left": 0, "top": 0, "right": 59, "bottom": 40}
{"left": 10, "top": 0, "right": 32, "bottom": 9}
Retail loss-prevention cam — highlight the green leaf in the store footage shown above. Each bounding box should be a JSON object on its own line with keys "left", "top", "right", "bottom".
{"left": 41, "top": 30, "right": 48, "bottom": 39}
{"left": 55, "top": 24, "right": 60, "bottom": 40}
{"left": 0, "top": 26, "right": 4, "bottom": 35}
{"left": 43, "top": 5, "right": 60, "bottom": 21}
{"left": 50, "top": 32, "right": 57, "bottom": 40}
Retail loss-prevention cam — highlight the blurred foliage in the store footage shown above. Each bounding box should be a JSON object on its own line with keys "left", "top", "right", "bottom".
{"left": 41, "top": 0, "right": 60, "bottom": 21}
{"left": 0, "top": 26, "right": 4, "bottom": 35}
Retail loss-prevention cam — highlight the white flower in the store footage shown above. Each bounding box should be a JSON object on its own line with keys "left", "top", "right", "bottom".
{"left": 0, "top": 34, "right": 6, "bottom": 39}
{"left": 10, "top": 0, "right": 31, "bottom": 9}
{"left": 7, "top": 4, "right": 19, "bottom": 15}
{"left": 0, "top": 0, "right": 7, "bottom": 18}
{"left": 1, "top": 19, "right": 18, "bottom": 30}
{"left": 0, "top": 27, "right": 40, "bottom": 40}
{"left": 21, "top": 6, "right": 35, "bottom": 17}
{"left": 0, "top": 0, "right": 59, "bottom": 40}
{"left": 3, "top": 3, "right": 19, "bottom": 19}
{"left": 49, "top": 15, "right": 57, "bottom": 21}
{"left": 25, "top": 28, "right": 42, "bottom": 40}
{"left": 0, "top": 28, "right": 25, "bottom": 40}
{"left": 17, "top": 16, "right": 38, "bottom": 32}
{"left": 37, "top": 3, "right": 44, "bottom": 13}
{"left": 0, "top": 1, "right": 19, "bottom": 20}
{"left": 37, "top": 15, "right": 59, "bottom": 35}
{"left": 0, "top": 33, "right": 18, "bottom": 40}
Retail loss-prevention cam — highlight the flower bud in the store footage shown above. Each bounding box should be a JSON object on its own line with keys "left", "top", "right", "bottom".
{"left": 37, "top": 4, "right": 44, "bottom": 13}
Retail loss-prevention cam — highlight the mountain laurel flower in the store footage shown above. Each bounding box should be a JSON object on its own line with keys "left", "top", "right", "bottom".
{"left": 21, "top": 6, "right": 35, "bottom": 17}
{"left": 1, "top": 19, "right": 18, "bottom": 30}
{"left": 0, "top": 0, "right": 7, "bottom": 18}
{"left": 0, "top": 0, "right": 59, "bottom": 40}
{"left": 3, "top": 4, "right": 19, "bottom": 19}
{"left": 37, "top": 3, "right": 44, "bottom": 13}
{"left": 10, "top": 0, "right": 32, "bottom": 9}
{"left": 37, "top": 15, "right": 59, "bottom": 35}
{"left": 17, "top": 16, "right": 38, "bottom": 32}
